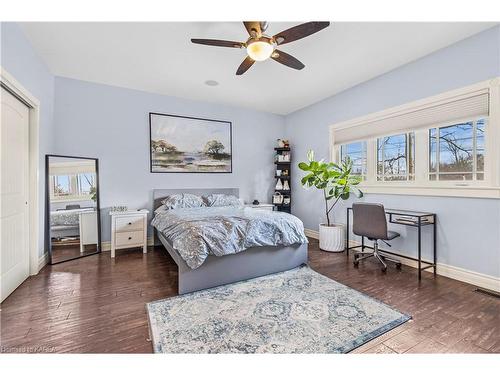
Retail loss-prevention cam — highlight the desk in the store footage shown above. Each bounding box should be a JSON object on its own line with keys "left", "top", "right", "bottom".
{"left": 346, "top": 207, "right": 436, "bottom": 279}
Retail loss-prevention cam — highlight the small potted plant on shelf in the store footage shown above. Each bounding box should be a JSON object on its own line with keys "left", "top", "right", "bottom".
{"left": 299, "top": 150, "right": 363, "bottom": 252}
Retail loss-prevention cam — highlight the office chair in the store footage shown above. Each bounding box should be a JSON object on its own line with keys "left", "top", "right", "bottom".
{"left": 352, "top": 202, "right": 402, "bottom": 272}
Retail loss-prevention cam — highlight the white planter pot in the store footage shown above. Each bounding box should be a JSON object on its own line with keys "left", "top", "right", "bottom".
{"left": 319, "top": 223, "right": 345, "bottom": 252}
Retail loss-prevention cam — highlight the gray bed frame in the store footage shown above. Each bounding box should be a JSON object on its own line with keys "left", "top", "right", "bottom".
{"left": 152, "top": 188, "right": 308, "bottom": 294}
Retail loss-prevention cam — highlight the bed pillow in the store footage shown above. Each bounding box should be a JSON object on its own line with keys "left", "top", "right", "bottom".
{"left": 160, "top": 193, "right": 205, "bottom": 209}
{"left": 203, "top": 193, "right": 242, "bottom": 207}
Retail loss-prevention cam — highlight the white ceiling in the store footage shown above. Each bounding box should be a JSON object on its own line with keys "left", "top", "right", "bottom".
{"left": 20, "top": 22, "right": 497, "bottom": 115}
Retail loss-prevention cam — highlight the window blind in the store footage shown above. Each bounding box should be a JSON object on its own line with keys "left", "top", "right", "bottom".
{"left": 49, "top": 161, "right": 96, "bottom": 175}
{"left": 333, "top": 90, "right": 489, "bottom": 145}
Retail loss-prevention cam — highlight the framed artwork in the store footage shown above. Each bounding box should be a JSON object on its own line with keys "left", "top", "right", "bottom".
{"left": 149, "top": 112, "right": 232, "bottom": 173}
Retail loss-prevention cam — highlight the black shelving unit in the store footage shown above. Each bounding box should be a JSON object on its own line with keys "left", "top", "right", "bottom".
{"left": 273, "top": 147, "right": 291, "bottom": 213}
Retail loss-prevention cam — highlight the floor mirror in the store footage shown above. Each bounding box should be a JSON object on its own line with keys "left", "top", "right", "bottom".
{"left": 45, "top": 155, "right": 101, "bottom": 264}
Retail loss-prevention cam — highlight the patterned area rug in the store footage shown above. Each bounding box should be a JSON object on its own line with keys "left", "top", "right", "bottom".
{"left": 146, "top": 266, "right": 410, "bottom": 353}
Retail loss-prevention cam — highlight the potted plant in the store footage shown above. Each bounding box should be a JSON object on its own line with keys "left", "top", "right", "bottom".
{"left": 299, "top": 150, "right": 363, "bottom": 252}
{"left": 89, "top": 186, "right": 97, "bottom": 202}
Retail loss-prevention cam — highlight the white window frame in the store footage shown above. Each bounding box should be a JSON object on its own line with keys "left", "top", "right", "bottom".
{"left": 330, "top": 78, "right": 500, "bottom": 199}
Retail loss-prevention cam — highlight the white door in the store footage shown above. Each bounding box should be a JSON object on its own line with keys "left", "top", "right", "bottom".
{"left": 1, "top": 87, "right": 30, "bottom": 302}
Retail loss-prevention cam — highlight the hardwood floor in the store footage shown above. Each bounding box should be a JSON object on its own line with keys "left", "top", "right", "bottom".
{"left": 51, "top": 243, "right": 99, "bottom": 264}
{"left": 1, "top": 238, "right": 498, "bottom": 353}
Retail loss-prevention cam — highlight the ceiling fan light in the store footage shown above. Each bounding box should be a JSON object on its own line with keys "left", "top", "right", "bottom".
{"left": 246, "top": 41, "right": 274, "bottom": 61}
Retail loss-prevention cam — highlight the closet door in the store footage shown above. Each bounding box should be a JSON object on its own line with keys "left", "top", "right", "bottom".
{"left": 1, "top": 87, "right": 30, "bottom": 302}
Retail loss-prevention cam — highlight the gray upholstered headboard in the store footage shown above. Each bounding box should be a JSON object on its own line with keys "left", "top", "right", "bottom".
{"left": 152, "top": 188, "right": 240, "bottom": 211}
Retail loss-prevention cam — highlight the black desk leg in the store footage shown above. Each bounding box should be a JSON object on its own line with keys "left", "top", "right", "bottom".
{"left": 433, "top": 216, "right": 437, "bottom": 276}
{"left": 418, "top": 217, "right": 422, "bottom": 280}
{"left": 361, "top": 236, "right": 365, "bottom": 253}
{"left": 346, "top": 209, "right": 350, "bottom": 256}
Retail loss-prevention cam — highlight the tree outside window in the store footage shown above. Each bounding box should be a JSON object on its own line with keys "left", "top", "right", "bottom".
{"left": 429, "top": 119, "right": 485, "bottom": 181}
{"left": 377, "top": 133, "right": 415, "bottom": 181}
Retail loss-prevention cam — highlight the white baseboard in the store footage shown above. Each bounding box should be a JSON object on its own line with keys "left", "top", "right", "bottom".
{"left": 304, "top": 229, "right": 499, "bottom": 292}
{"left": 38, "top": 252, "right": 49, "bottom": 272}
{"left": 432, "top": 263, "right": 500, "bottom": 293}
{"left": 34, "top": 237, "right": 155, "bottom": 270}
{"left": 101, "top": 237, "right": 155, "bottom": 252}
{"left": 304, "top": 228, "right": 319, "bottom": 239}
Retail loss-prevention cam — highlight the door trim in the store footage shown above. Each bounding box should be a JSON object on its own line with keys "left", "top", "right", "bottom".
{"left": 1, "top": 66, "right": 42, "bottom": 275}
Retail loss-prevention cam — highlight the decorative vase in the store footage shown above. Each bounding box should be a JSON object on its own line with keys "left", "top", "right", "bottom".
{"left": 275, "top": 179, "right": 283, "bottom": 190}
{"left": 319, "top": 223, "right": 345, "bottom": 252}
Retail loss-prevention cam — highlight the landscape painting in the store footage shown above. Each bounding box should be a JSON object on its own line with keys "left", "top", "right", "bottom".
{"left": 149, "top": 113, "right": 232, "bottom": 173}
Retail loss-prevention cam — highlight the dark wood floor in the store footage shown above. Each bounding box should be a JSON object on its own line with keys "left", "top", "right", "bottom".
{"left": 51, "top": 243, "right": 99, "bottom": 264}
{"left": 1, "top": 238, "right": 499, "bottom": 353}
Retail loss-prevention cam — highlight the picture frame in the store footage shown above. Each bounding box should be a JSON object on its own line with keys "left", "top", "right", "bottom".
{"left": 149, "top": 112, "right": 232, "bottom": 173}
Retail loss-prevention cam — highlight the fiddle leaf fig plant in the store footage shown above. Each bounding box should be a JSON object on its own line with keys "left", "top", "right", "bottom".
{"left": 298, "top": 150, "right": 363, "bottom": 226}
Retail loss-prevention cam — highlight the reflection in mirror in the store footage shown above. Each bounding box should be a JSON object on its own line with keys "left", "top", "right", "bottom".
{"left": 46, "top": 155, "right": 100, "bottom": 264}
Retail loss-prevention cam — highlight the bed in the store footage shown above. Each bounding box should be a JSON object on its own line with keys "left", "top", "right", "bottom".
{"left": 50, "top": 207, "right": 94, "bottom": 238}
{"left": 152, "top": 188, "right": 308, "bottom": 294}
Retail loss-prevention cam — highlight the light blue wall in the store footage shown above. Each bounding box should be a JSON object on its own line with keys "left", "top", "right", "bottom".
{"left": 3, "top": 21, "right": 499, "bottom": 278}
{"left": 1, "top": 22, "right": 55, "bottom": 256}
{"left": 285, "top": 26, "right": 500, "bottom": 277}
{"left": 53, "top": 77, "right": 286, "bottom": 241}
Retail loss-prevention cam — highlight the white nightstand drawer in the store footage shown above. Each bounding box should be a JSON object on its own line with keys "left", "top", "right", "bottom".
{"left": 110, "top": 209, "right": 149, "bottom": 257}
{"left": 115, "top": 231, "right": 143, "bottom": 247}
{"left": 115, "top": 216, "right": 144, "bottom": 232}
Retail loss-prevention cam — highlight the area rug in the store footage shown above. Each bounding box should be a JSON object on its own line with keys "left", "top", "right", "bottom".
{"left": 146, "top": 266, "right": 410, "bottom": 353}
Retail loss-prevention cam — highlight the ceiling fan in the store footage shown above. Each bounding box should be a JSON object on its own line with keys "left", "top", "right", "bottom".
{"left": 191, "top": 21, "right": 330, "bottom": 75}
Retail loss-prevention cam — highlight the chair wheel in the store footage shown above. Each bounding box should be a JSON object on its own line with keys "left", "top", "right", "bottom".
{"left": 381, "top": 267, "right": 387, "bottom": 273}
{"left": 396, "top": 263, "right": 402, "bottom": 270}
{"left": 353, "top": 261, "right": 359, "bottom": 267}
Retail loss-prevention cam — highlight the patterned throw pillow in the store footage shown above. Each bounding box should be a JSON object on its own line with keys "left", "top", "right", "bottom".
{"left": 160, "top": 193, "right": 205, "bottom": 209}
{"left": 203, "top": 194, "right": 242, "bottom": 207}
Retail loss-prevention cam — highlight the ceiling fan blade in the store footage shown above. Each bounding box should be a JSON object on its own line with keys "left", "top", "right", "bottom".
{"left": 271, "top": 50, "right": 305, "bottom": 70}
{"left": 191, "top": 39, "right": 245, "bottom": 48}
{"left": 243, "top": 21, "right": 262, "bottom": 37}
{"left": 236, "top": 56, "right": 255, "bottom": 75}
{"left": 273, "top": 21, "right": 330, "bottom": 45}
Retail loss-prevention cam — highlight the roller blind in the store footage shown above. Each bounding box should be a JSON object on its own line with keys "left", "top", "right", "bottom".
{"left": 333, "top": 91, "right": 489, "bottom": 145}
{"left": 49, "top": 161, "right": 96, "bottom": 176}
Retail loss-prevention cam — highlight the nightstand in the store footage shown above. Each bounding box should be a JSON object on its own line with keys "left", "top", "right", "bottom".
{"left": 245, "top": 203, "right": 274, "bottom": 211}
{"left": 109, "top": 210, "right": 149, "bottom": 258}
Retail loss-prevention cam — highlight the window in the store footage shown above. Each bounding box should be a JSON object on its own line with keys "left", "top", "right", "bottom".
{"left": 53, "top": 175, "right": 72, "bottom": 198}
{"left": 330, "top": 80, "right": 498, "bottom": 197}
{"left": 429, "top": 118, "right": 485, "bottom": 181}
{"left": 340, "top": 141, "right": 367, "bottom": 178}
{"left": 377, "top": 133, "right": 415, "bottom": 181}
{"left": 51, "top": 173, "right": 95, "bottom": 200}
{"left": 77, "top": 173, "right": 95, "bottom": 195}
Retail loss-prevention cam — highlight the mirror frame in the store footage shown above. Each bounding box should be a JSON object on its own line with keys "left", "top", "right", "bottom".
{"left": 45, "top": 154, "right": 102, "bottom": 264}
